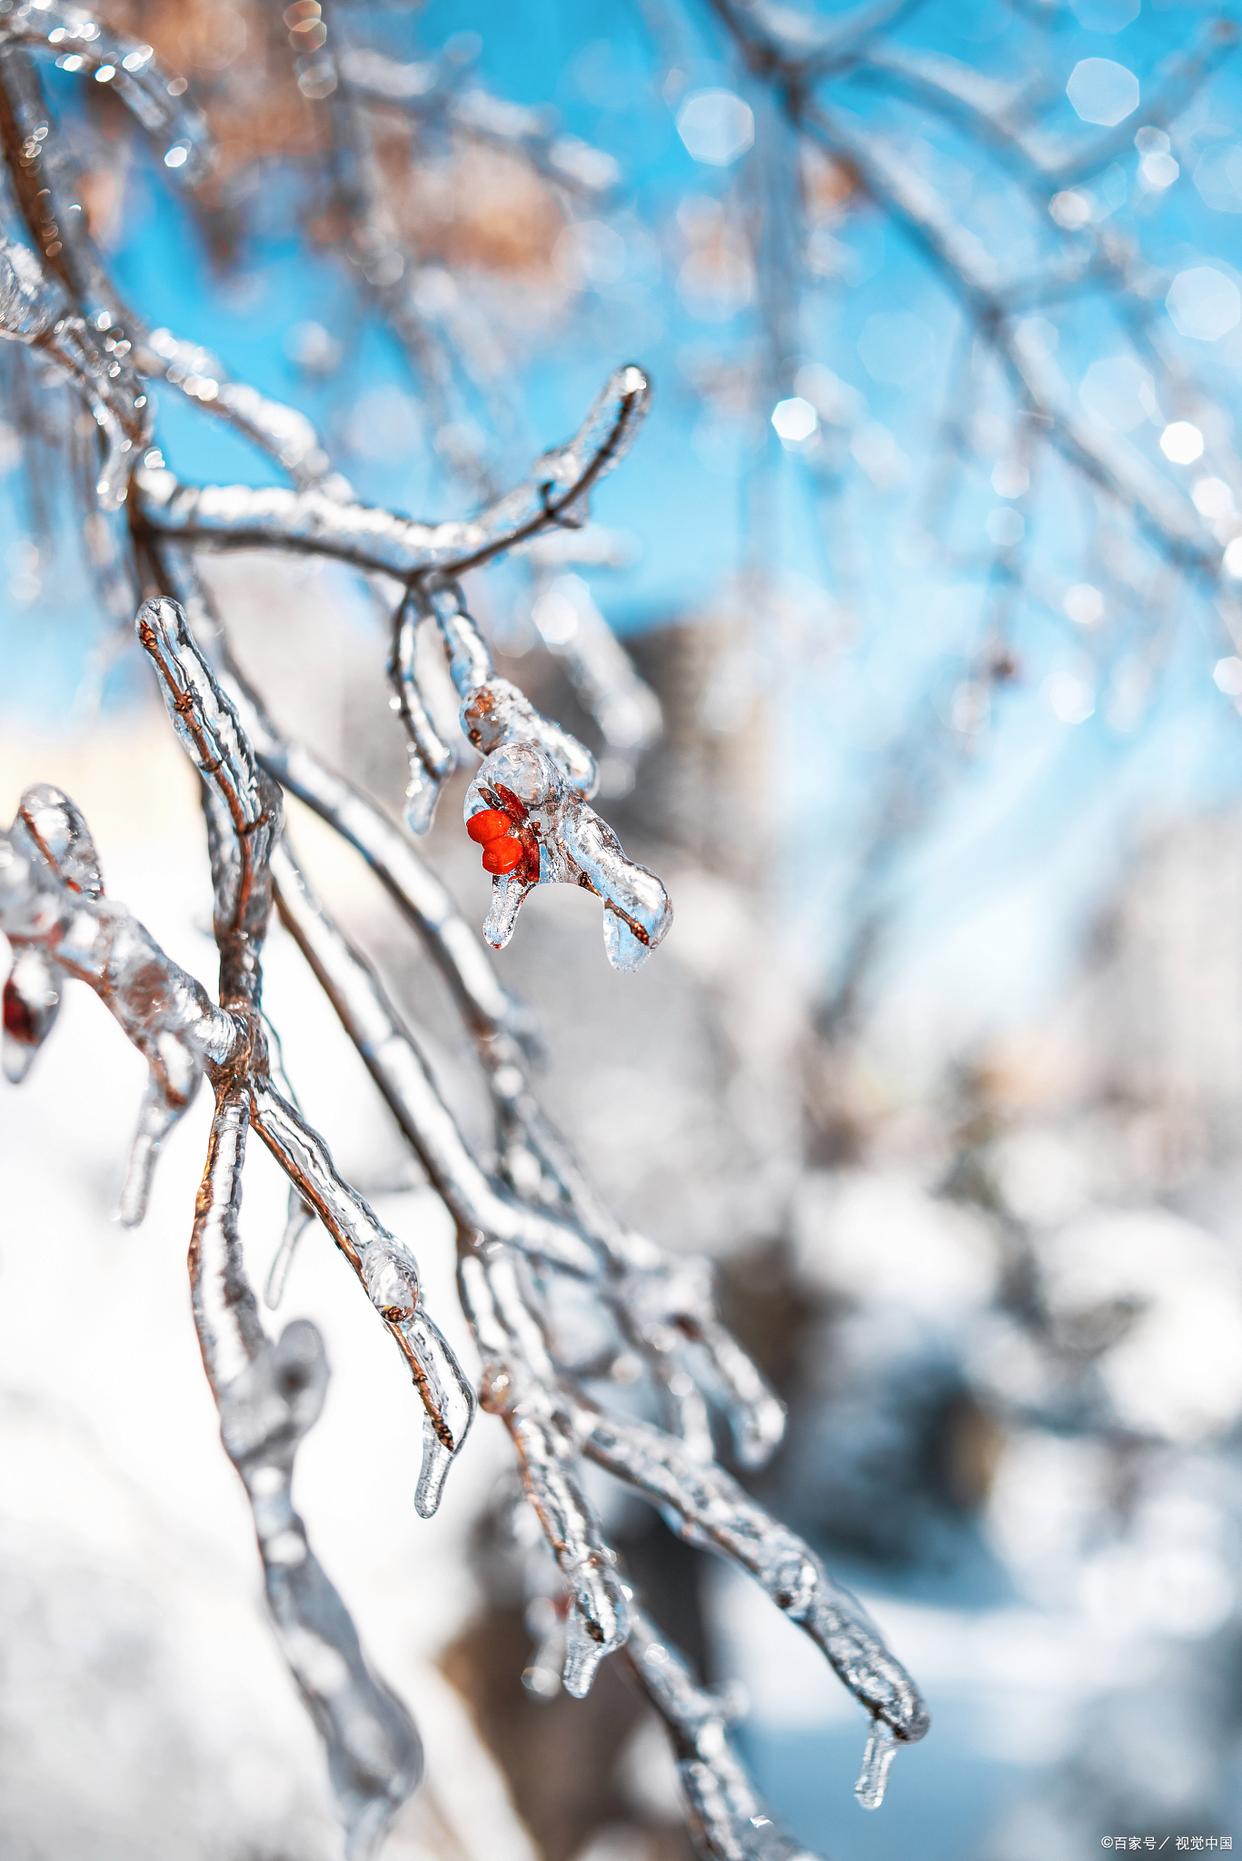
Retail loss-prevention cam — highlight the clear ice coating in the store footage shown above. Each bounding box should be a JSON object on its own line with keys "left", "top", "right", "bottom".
{"left": 0, "top": 0, "right": 207, "bottom": 170}
{"left": 0, "top": 782, "right": 234, "bottom": 1220}
{"left": 627, "top": 1611, "right": 826, "bottom": 1861}
{"left": 464, "top": 740, "right": 673, "bottom": 970}
{"left": 529, "top": 572, "right": 662, "bottom": 796}
{"left": 0, "top": 16, "right": 937, "bottom": 1847}
{"left": 387, "top": 592, "right": 456, "bottom": 835}
{"left": 0, "top": 239, "right": 149, "bottom": 509}
{"left": 138, "top": 365, "right": 650, "bottom": 580}
{"left": 361, "top": 1237, "right": 422, "bottom": 1319}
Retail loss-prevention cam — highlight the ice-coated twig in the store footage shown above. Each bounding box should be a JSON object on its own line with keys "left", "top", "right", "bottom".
{"left": 0, "top": 0, "right": 206, "bottom": 171}
{"left": 460, "top": 1247, "right": 632, "bottom": 1698}
{"left": 135, "top": 364, "right": 650, "bottom": 579}
{"left": 141, "top": 328, "right": 340, "bottom": 491}
{"left": 0, "top": 236, "right": 148, "bottom": 507}
{"left": 625, "top": 1610, "right": 823, "bottom": 1860}
{"left": 426, "top": 580, "right": 600, "bottom": 796}
{"left": 191, "top": 1088, "right": 424, "bottom": 1861}
{"left": 136, "top": 595, "right": 279, "bottom": 999}
{"left": 577, "top": 1395, "right": 929, "bottom": 1748}
{"left": 387, "top": 586, "right": 458, "bottom": 835}
{"left": 0, "top": 781, "right": 236, "bottom": 1220}
{"left": 248, "top": 1076, "right": 475, "bottom": 1520}
{"left": 529, "top": 571, "right": 662, "bottom": 795}
{"left": 337, "top": 45, "right": 621, "bottom": 198}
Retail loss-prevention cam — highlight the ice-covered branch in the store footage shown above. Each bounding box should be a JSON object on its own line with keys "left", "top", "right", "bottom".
{"left": 0, "top": 0, "right": 206, "bottom": 171}
{"left": 141, "top": 328, "right": 339, "bottom": 490}
{"left": 337, "top": 45, "right": 621, "bottom": 198}
{"left": 248, "top": 1076, "right": 475, "bottom": 1519}
{"left": 137, "top": 595, "right": 280, "bottom": 1002}
{"left": 625, "top": 1609, "right": 824, "bottom": 1860}
{"left": 136, "top": 365, "right": 650, "bottom": 577}
{"left": 0, "top": 781, "right": 236, "bottom": 1219}
{"left": 0, "top": 236, "right": 148, "bottom": 506}
{"left": 191, "top": 1088, "right": 424, "bottom": 1861}
{"left": 269, "top": 834, "right": 603, "bottom": 1280}
{"left": 461, "top": 1247, "right": 631, "bottom": 1698}
{"left": 577, "top": 1396, "right": 928, "bottom": 1749}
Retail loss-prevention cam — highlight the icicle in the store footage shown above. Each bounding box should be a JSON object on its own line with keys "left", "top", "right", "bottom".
{"left": 117, "top": 1058, "right": 196, "bottom": 1227}
{"left": 264, "top": 1192, "right": 314, "bottom": 1309}
{"left": 855, "top": 1716, "right": 898, "bottom": 1811}
{"left": 387, "top": 592, "right": 455, "bottom": 834}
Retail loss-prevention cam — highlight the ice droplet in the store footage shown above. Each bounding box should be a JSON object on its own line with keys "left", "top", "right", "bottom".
{"left": 855, "top": 1717, "right": 897, "bottom": 1811}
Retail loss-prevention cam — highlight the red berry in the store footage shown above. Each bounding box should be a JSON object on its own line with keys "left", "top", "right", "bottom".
{"left": 482, "top": 836, "right": 525, "bottom": 875}
{"left": 3, "top": 979, "right": 35, "bottom": 1044}
{"left": 467, "top": 808, "right": 515, "bottom": 845}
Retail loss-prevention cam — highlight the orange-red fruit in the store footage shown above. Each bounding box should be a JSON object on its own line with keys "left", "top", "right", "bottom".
{"left": 2, "top": 979, "right": 33, "bottom": 1043}
{"left": 467, "top": 808, "right": 514, "bottom": 845}
{"left": 482, "top": 837, "right": 525, "bottom": 875}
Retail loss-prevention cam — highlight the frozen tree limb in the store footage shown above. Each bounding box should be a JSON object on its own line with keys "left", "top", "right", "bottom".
{"left": 0, "top": 236, "right": 148, "bottom": 506}
{"left": 625, "top": 1609, "right": 822, "bottom": 1861}
{"left": 462, "top": 1248, "right": 631, "bottom": 1699}
{"left": 135, "top": 364, "right": 651, "bottom": 578}
{"left": 0, "top": 0, "right": 206, "bottom": 171}
{"left": 142, "top": 328, "right": 340, "bottom": 490}
{"left": 0, "top": 780, "right": 236, "bottom": 1219}
{"left": 192, "top": 1088, "right": 425, "bottom": 1861}
{"left": 577, "top": 1397, "right": 928, "bottom": 1744}
{"left": 0, "top": 9, "right": 938, "bottom": 1848}
{"left": 337, "top": 45, "right": 621, "bottom": 198}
